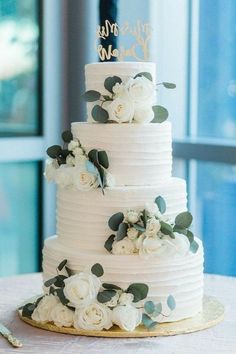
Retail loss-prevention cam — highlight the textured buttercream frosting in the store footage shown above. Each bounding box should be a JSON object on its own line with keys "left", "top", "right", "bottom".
{"left": 43, "top": 236, "right": 204, "bottom": 322}
{"left": 56, "top": 178, "right": 187, "bottom": 253}
{"left": 72, "top": 122, "right": 172, "bottom": 186}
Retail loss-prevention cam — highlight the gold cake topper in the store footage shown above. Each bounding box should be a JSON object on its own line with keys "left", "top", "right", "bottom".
{"left": 95, "top": 20, "right": 153, "bottom": 61}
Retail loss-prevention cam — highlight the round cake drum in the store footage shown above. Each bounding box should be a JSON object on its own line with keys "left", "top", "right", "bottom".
{"left": 18, "top": 295, "right": 224, "bottom": 338}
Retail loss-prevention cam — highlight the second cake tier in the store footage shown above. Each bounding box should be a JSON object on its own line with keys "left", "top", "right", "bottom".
{"left": 56, "top": 177, "right": 187, "bottom": 253}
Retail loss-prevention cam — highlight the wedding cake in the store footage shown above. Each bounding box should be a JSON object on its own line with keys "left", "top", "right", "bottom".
{"left": 21, "top": 61, "right": 204, "bottom": 332}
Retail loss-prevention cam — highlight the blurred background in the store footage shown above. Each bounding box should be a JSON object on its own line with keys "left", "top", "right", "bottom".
{"left": 0, "top": 0, "right": 236, "bottom": 277}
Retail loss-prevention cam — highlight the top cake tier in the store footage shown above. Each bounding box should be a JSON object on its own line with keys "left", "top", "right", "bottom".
{"left": 85, "top": 62, "right": 156, "bottom": 123}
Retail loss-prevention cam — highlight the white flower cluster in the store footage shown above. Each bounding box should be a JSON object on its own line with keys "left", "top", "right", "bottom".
{"left": 31, "top": 271, "right": 141, "bottom": 332}
{"left": 44, "top": 139, "right": 115, "bottom": 191}
{"left": 111, "top": 204, "right": 190, "bottom": 258}
{"left": 105, "top": 76, "right": 155, "bottom": 124}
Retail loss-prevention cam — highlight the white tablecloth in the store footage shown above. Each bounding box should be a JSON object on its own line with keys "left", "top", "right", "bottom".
{"left": 0, "top": 273, "right": 235, "bottom": 354}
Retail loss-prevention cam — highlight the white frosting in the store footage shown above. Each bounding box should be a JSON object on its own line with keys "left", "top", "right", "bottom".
{"left": 71, "top": 122, "right": 172, "bottom": 186}
{"left": 85, "top": 62, "right": 156, "bottom": 123}
{"left": 43, "top": 236, "right": 204, "bottom": 322}
{"left": 56, "top": 178, "right": 187, "bottom": 253}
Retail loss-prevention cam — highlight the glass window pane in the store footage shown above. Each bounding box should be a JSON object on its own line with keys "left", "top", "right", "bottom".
{"left": 198, "top": 0, "right": 236, "bottom": 139}
{"left": 0, "top": 162, "right": 40, "bottom": 276}
{"left": 193, "top": 161, "right": 236, "bottom": 276}
{"left": 0, "top": 0, "right": 40, "bottom": 136}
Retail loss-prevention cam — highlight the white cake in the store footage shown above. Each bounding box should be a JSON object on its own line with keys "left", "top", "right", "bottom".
{"left": 28, "top": 61, "right": 204, "bottom": 331}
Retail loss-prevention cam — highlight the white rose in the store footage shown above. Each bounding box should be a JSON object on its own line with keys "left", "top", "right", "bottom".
{"left": 64, "top": 272, "right": 101, "bottom": 308}
{"left": 107, "top": 98, "right": 134, "bottom": 123}
{"left": 44, "top": 159, "right": 59, "bottom": 182}
{"left": 133, "top": 105, "right": 154, "bottom": 124}
{"left": 74, "top": 154, "right": 88, "bottom": 166}
{"left": 119, "top": 293, "right": 134, "bottom": 306}
{"left": 73, "top": 169, "right": 99, "bottom": 191}
{"left": 112, "top": 237, "right": 135, "bottom": 255}
{"left": 112, "top": 304, "right": 142, "bottom": 331}
{"left": 105, "top": 172, "right": 116, "bottom": 187}
{"left": 124, "top": 76, "right": 155, "bottom": 104}
{"left": 125, "top": 210, "right": 140, "bottom": 224}
{"left": 105, "top": 292, "right": 119, "bottom": 308}
{"left": 145, "top": 218, "right": 161, "bottom": 237}
{"left": 50, "top": 302, "right": 74, "bottom": 327}
{"left": 55, "top": 165, "right": 73, "bottom": 188}
{"left": 145, "top": 202, "right": 162, "bottom": 218}
{"left": 66, "top": 154, "right": 75, "bottom": 167}
{"left": 112, "top": 82, "right": 124, "bottom": 96}
{"left": 68, "top": 140, "right": 79, "bottom": 151}
{"left": 74, "top": 302, "right": 112, "bottom": 331}
{"left": 127, "top": 227, "right": 139, "bottom": 240}
{"left": 138, "top": 234, "right": 168, "bottom": 257}
{"left": 73, "top": 147, "right": 84, "bottom": 157}
{"left": 31, "top": 295, "right": 60, "bottom": 324}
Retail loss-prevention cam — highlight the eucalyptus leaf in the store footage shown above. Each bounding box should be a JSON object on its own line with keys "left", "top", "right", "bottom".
{"left": 175, "top": 211, "right": 193, "bottom": 229}
{"left": 61, "top": 149, "right": 71, "bottom": 158}
{"left": 134, "top": 72, "right": 153, "bottom": 81}
{"left": 61, "top": 130, "right": 73, "bottom": 143}
{"left": 44, "top": 276, "right": 58, "bottom": 288}
{"left": 55, "top": 288, "right": 69, "bottom": 305}
{"left": 22, "top": 303, "right": 35, "bottom": 319}
{"left": 104, "top": 234, "right": 115, "bottom": 252}
{"left": 97, "top": 290, "right": 116, "bottom": 303}
{"left": 141, "top": 209, "right": 148, "bottom": 228}
{"left": 98, "top": 150, "right": 109, "bottom": 169}
{"left": 160, "top": 221, "right": 175, "bottom": 238}
{"left": 91, "top": 263, "right": 104, "bottom": 277}
{"left": 88, "top": 149, "right": 99, "bottom": 164}
{"left": 46, "top": 145, "right": 61, "bottom": 158}
{"left": 57, "top": 259, "right": 67, "bottom": 271}
{"left": 142, "top": 314, "right": 157, "bottom": 329}
{"left": 96, "top": 164, "right": 105, "bottom": 194}
{"left": 162, "top": 82, "right": 176, "bottom": 89}
{"left": 152, "top": 303, "right": 162, "bottom": 317}
{"left": 167, "top": 295, "right": 176, "bottom": 311}
{"left": 102, "top": 95, "right": 113, "bottom": 101}
{"left": 116, "top": 222, "right": 128, "bottom": 241}
{"left": 65, "top": 266, "right": 74, "bottom": 277}
{"left": 108, "top": 212, "right": 124, "bottom": 231}
{"left": 104, "top": 76, "right": 122, "bottom": 93}
{"left": 173, "top": 225, "right": 187, "bottom": 235}
{"left": 190, "top": 240, "right": 199, "bottom": 253}
{"left": 144, "top": 300, "right": 155, "bottom": 314}
{"left": 155, "top": 196, "right": 166, "bottom": 214}
{"left": 92, "top": 105, "right": 109, "bottom": 123}
{"left": 186, "top": 230, "right": 194, "bottom": 243}
{"left": 151, "top": 105, "right": 169, "bottom": 123}
{"left": 127, "top": 283, "right": 149, "bottom": 302}
{"left": 102, "top": 283, "right": 122, "bottom": 291}
{"left": 82, "top": 90, "right": 101, "bottom": 102}
{"left": 133, "top": 224, "right": 146, "bottom": 232}
{"left": 54, "top": 275, "right": 67, "bottom": 288}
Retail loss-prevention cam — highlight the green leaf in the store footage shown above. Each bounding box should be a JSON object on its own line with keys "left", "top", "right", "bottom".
{"left": 96, "top": 164, "right": 105, "bottom": 194}
{"left": 108, "top": 212, "right": 124, "bottom": 231}
{"left": 55, "top": 288, "right": 69, "bottom": 306}
{"left": 116, "top": 222, "right": 128, "bottom": 241}
{"left": 104, "top": 234, "right": 116, "bottom": 252}
{"left": 102, "top": 283, "right": 122, "bottom": 291}
{"left": 144, "top": 300, "right": 155, "bottom": 314}
{"left": 35, "top": 296, "right": 44, "bottom": 308}
{"left": 57, "top": 259, "right": 67, "bottom": 271}
{"left": 97, "top": 290, "right": 116, "bottom": 303}
{"left": 104, "top": 76, "right": 122, "bottom": 93}
{"left": 46, "top": 145, "right": 61, "bottom": 158}
{"left": 60, "top": 149, "right": 71, "bottom": 158}
{"left": 155, "top": 196, "right": 166, "bottom": 214}
{"left": 160, "top": 221, "right": 175, "bottom": 238}
{"left": 102, "top": 95, "right": 113, "bottom": 101}
{"left": 141, "top": 209, "right": 148, "bottom": 228}
{"left": 127, "top": 283, "right": 149, "bottom": 302}
{"left": 54, "top": 275, "right": 68, "bottom": 288}
{"left": 133, "top": 224, "right": 146, "bottom": 232}
{"left": 22, "top": 303, "right": 35, "bottom": 319}
{"left": 142, "top": 314, "right": 158, "bottom": 329}
{"left": 151, "top": 105, "right": 169, "bottom": 123}
{"left": 152, "top": 303, "right": 162, "bottom": 317}
{"left": 167, "top": 295, "right": 176, "bottom": 311}
{"left": 92, "top": 105, "right": 109, "bottom": 123}
{"left": 88, "top": 149, "right": 99, "bottom": 164}
{"left": 98, "top": 150, "right": 109, "bottom": 169}
{"left": 175, "top": 211, "right": 193, "bottom": 229}
{"left": 162, "top": 82, "right": 176, "bottom": 89}
{"left": 65, "top": 266, "right": 74, "bottom": 277}
{"left": 190, "top": 240, "right": 199, "bottom": 253}
{"left": 186, "top": 230, "right": 194, "bottom": 243}
{"left": 134, "top": 72, "right": 153, "bottom": 81}
{"left": 173, "top": 225, "right": 187, "bottom": 235}
{"left": 61, "top": 130, "right": 73, "bottom": 143}
{"left": 49, "top": 286, "right": 56, "bottom": 295}
{"left": 44, "top": 276, "right": 58, "bottom": 288}
{"left": 91, "top": 263, "right": 104, "bottom": 277}
{"left": 82, "top": 90, "right": 101, "bottom": 102}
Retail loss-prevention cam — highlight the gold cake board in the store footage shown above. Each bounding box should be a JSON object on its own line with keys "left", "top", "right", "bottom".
{"left": 18, "top": 295, "right": 224, "bottom": 338}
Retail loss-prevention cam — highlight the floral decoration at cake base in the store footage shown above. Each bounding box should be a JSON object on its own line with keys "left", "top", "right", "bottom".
{"left": 18, "top": 295, "right": 224, "bottom": 338}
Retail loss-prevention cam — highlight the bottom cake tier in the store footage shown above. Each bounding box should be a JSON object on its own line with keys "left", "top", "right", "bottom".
{"left": 43, "top": 236, "right": 204, "bottom": 323}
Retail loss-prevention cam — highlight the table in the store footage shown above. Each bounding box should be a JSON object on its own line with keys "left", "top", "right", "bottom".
{"left": 0, "top": 273, "right": 235, "bottom": 354}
